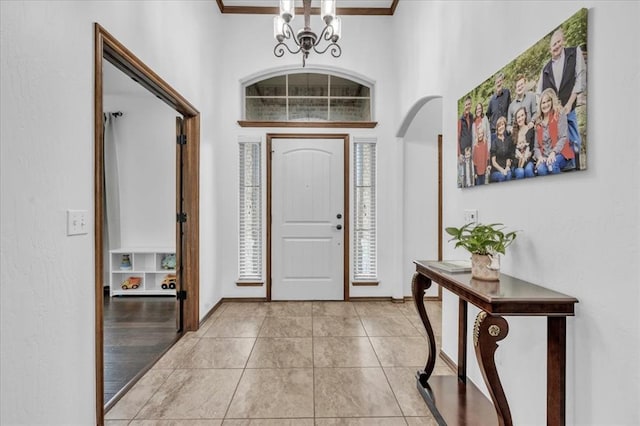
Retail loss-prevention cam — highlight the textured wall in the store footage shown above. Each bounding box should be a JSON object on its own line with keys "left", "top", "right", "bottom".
{"left": 0, "top": 1, "right": 221, "bottom": 423}
{"left": 393, "top": 1, "right": 640, "bottom": 424}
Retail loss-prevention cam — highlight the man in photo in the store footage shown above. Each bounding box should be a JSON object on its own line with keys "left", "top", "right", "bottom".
{"left": 537, "top": 27, "right": 586, "bottom": 169}
{"left": 486, "top": 72, "right": 511, "bottom": 139}
{"left": 507, "top": 73, "right": 537, "bottom": 134}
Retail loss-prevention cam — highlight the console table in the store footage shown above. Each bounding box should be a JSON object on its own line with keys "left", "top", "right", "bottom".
{"left": 412, "top": 260, "right": 578, "bottom": 426}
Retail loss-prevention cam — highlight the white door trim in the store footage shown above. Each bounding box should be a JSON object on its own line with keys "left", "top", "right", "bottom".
{"left": 266, "top": 133, "right": 350, "bottom": 301}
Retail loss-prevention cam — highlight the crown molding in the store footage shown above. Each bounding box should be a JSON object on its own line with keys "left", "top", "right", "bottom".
{"left": 217, "top": 0, "right": 399, "bottom": 16}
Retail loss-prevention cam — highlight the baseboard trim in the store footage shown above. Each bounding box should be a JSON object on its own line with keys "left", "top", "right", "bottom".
{"left": 403, "top": 295, "right": 442, "bottom": 302}
{"left": 349, "top": 296, "right": 407, "bottom": 303}
{"left": 211, "top": 296, "right": 441, "bottom": 304}
{"left": 198, "top": 299, "right": 226, "bottom": 328}
{"left": 439, "top": 349, "right": 457, "bottom": 372}
{"left": 220, "top": 297, "right": 268, "bottom": 303}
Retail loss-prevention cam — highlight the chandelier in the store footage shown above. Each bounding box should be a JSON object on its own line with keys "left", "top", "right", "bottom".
{"left": 273, "top": 0, "right": 342, "bottom": 67}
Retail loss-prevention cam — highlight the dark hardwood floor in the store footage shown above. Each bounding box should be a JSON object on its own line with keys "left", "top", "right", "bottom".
{"left": 104, "top": 295, "right": 179, "bottom": 405}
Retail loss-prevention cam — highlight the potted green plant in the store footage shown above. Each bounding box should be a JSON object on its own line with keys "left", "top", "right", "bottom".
{"left": 445, "top": 222, "right": 518, "bottom": 281}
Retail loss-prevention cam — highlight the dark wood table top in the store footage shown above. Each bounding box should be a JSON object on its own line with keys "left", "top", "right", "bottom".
{"left": 415, "top": 260, "right": 578, "bottom": 316}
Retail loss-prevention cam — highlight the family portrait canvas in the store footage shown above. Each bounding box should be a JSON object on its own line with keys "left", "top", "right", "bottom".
{"left": 457, "top": 8, "right": 588, "bottom": 188}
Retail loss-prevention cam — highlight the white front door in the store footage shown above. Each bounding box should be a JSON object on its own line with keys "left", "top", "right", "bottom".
{"left": 271, "top": 138, "right": 344, "bottom": 300}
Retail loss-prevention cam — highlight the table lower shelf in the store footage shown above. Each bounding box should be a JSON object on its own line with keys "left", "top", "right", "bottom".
{"left": 416, "top": 374, "right": 497, "bottom": 426}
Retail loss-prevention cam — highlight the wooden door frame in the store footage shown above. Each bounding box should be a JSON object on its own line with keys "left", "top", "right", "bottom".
{"left": 94, "top": 23, "right": 200, "bottom": 423}
{"left": 437, "top": 134, "right": 443, "bottom": 299}
{"left": 266, "top": 133, "right": 350, "bottom": 302}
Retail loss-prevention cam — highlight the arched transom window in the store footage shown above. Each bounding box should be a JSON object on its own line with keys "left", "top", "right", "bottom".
{"left": 241, "top": 71, "right": 375, "bottom": 127}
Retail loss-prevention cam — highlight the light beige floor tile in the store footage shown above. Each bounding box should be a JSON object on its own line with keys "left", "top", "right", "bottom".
{"left": 360, "top": 316, "right": 423, "bottom": 337}
{"left": 315, "top": 418, "right": 408, "bottom": 426}
{"left": 258, "top": 316, "right": 312, "bottom": 337}
{"left": 226, "top": 369, "right": 314, "bottom": 418}
{"left": 312, "top": 301, "right": 358, "bottom": 317}
{"left": 432, "top": 355, "right": 455, "bottom": 376}
{"left": 130, "top": 421, "right": 223, "bottom": 425}
{"left": 153, "top": 336, "right": 200, "bottom": 369}
{"left": 192, "top": 305, "right": 229, "bottom": 337}
{"left": 369, "top": 336, "right": 429, "bottom": 367}
{"left": 135, "top": 369, "right": 242, "bottom": 419}
{"left": 352, "top": 301, "right": 404, "bottom": 317}
{"left": 179, "top": 337, "right": 255, "bottom": 368}
{"left": 314, "top": 367, "right": 402, "bottom": 418}
{"left": 104, "top": 421, "right": 130, "bottom": 426}
{"left": 404, "top": 307, "right": 441, "bottom": 337}
{"left": 395, "top": 300, "right": 419, "bottom": 316}
{"left": 313, "top": 337, "right": 380, "bottom": 367}
{"left": 110, "top": 300, "right": 446, "bottom": 424}
{"left": 404, "top": 417, "right": 439, "bottom": 426}
{"left": 223, "top": 419, "right": 314, "bottom": 425}
{"left": 383, "top": 367, "right": 433, "bottom": 417}
{"left": 265, "top": 301, "right": 312, "bottom": 316}
{"left": 312, "top": 316, "right": 366, "bottom": 336}
{"left": 204, "top": 316, "right": 265, "bottom": 338}
{"left": 405, "top": 316, "right": 440, "bottom": 338}
{"left": 220, "top": 302, "right": 268, "bottom": 317}
{"left": 106, "top": 369, "right": 174, "bottom": 420}
{"left": 246, "top": 337, "right": 313, "bottom": 368}
{"left": 402, "top": 303, "right": 441, "bottom": 320}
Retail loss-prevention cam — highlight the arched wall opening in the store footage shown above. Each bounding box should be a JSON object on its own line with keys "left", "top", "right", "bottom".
{"left": 398, "top": 96, "right": 443, "bottom": 298}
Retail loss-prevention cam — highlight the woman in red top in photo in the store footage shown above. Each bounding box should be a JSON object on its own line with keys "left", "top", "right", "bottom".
{"left": 472, "top": 123, "right": 490, "bottom": 185}
{"left": 472, "top": 102, "right": 492, "bottom": 154}
{"left": 534, "top": 88, "right": 575, "bottom": 175}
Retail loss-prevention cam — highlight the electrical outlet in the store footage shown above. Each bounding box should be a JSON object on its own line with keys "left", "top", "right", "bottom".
{"left": 67, "top": 210, "right": 89, "bottom": 236}
{"left": 464, "top": 209, "right": 478, "bottom": 224}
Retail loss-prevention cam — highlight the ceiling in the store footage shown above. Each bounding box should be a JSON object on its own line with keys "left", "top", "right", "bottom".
{"left": 217, "top": 0, "right": 398, "bottom": 15}
{"left": 103, "top": 0, "right": 398, "bottom": 97}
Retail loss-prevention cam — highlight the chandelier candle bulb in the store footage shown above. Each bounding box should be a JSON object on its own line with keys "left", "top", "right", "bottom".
{"left": 274, "top": 16, "right": 285, "bottom": 41}
{"left": 321, "top": 0, "right": 336, "bottom": 24}
{"left": 330, "top": 16, "right": 341, "bottom": 41}
{"left": 280, "top": 0, "right": 294, "bottom": 23}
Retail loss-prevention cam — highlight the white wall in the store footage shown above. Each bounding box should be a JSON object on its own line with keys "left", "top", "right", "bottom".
{"left": 213, "top": 13, "right": 406, "bottom": 300}
{"left": 103, "top": 93, "right": 176, "bottom": 249}
{"left": 393, "top": 2, "right": 640, "bottom": 425}
{"left": 402, "top": 97, "right": 442, "bottom": 298}
{"left": 0, "top": 1, "right": 221, "bottom": 423}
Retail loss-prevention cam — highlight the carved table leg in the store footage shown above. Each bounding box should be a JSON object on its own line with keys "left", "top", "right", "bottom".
{"left": 412, "top": 272, "right": 437, "bottom": 385}
{"left": 474, "top": 311, "right": 513, "bottom": 426}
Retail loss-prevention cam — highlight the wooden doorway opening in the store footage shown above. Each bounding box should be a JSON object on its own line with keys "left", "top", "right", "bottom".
{"left": 94, "top": 23, "right": 200, "bottom": 423}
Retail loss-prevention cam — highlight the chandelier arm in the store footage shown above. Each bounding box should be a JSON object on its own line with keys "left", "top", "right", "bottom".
{"left": 316, "top": 24, "right": 335, "bottom": 45}
{"left": 274, "top": 21, "right": 303, "bottom": 58}
{"left": 282, "top": 22, "right": 299, "bottom": 46}
{"left": 274, "top": 41, "right": 303, "bottom": 57}
{"left": 313, "top": 43, "right": 342, "bottom": 58}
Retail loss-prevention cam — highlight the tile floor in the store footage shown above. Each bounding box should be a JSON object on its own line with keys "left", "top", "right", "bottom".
{"left": 105, "top": 300, "right": 453, "bottom": 425}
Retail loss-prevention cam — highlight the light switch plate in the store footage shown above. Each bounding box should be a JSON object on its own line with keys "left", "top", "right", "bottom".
{"left": 67, "top": 210, "right": 89, "bottom": 236}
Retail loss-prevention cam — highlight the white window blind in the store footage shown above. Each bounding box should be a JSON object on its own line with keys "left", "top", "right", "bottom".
{"left": 354, "top": 139, "right": 377, "bottom": 280}
{"left": 238, "top": 141, "right": 262, "bottom": 280}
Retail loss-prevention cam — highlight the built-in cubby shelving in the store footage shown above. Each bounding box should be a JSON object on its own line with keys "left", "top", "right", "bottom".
{"left": 109, "top": 248, "right": 176, "bottom": 297}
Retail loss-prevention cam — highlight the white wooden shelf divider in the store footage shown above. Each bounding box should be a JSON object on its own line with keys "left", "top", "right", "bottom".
{"left": 109, "top": 248, "right": 176, "bottom": 297}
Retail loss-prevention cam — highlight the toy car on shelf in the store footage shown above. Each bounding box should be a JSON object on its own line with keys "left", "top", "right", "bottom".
{"left": 161, "top": 274, "right": 177, "bottom": 289}
{"left": 121, "top": 276, "right": 141, "bottom": 290}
